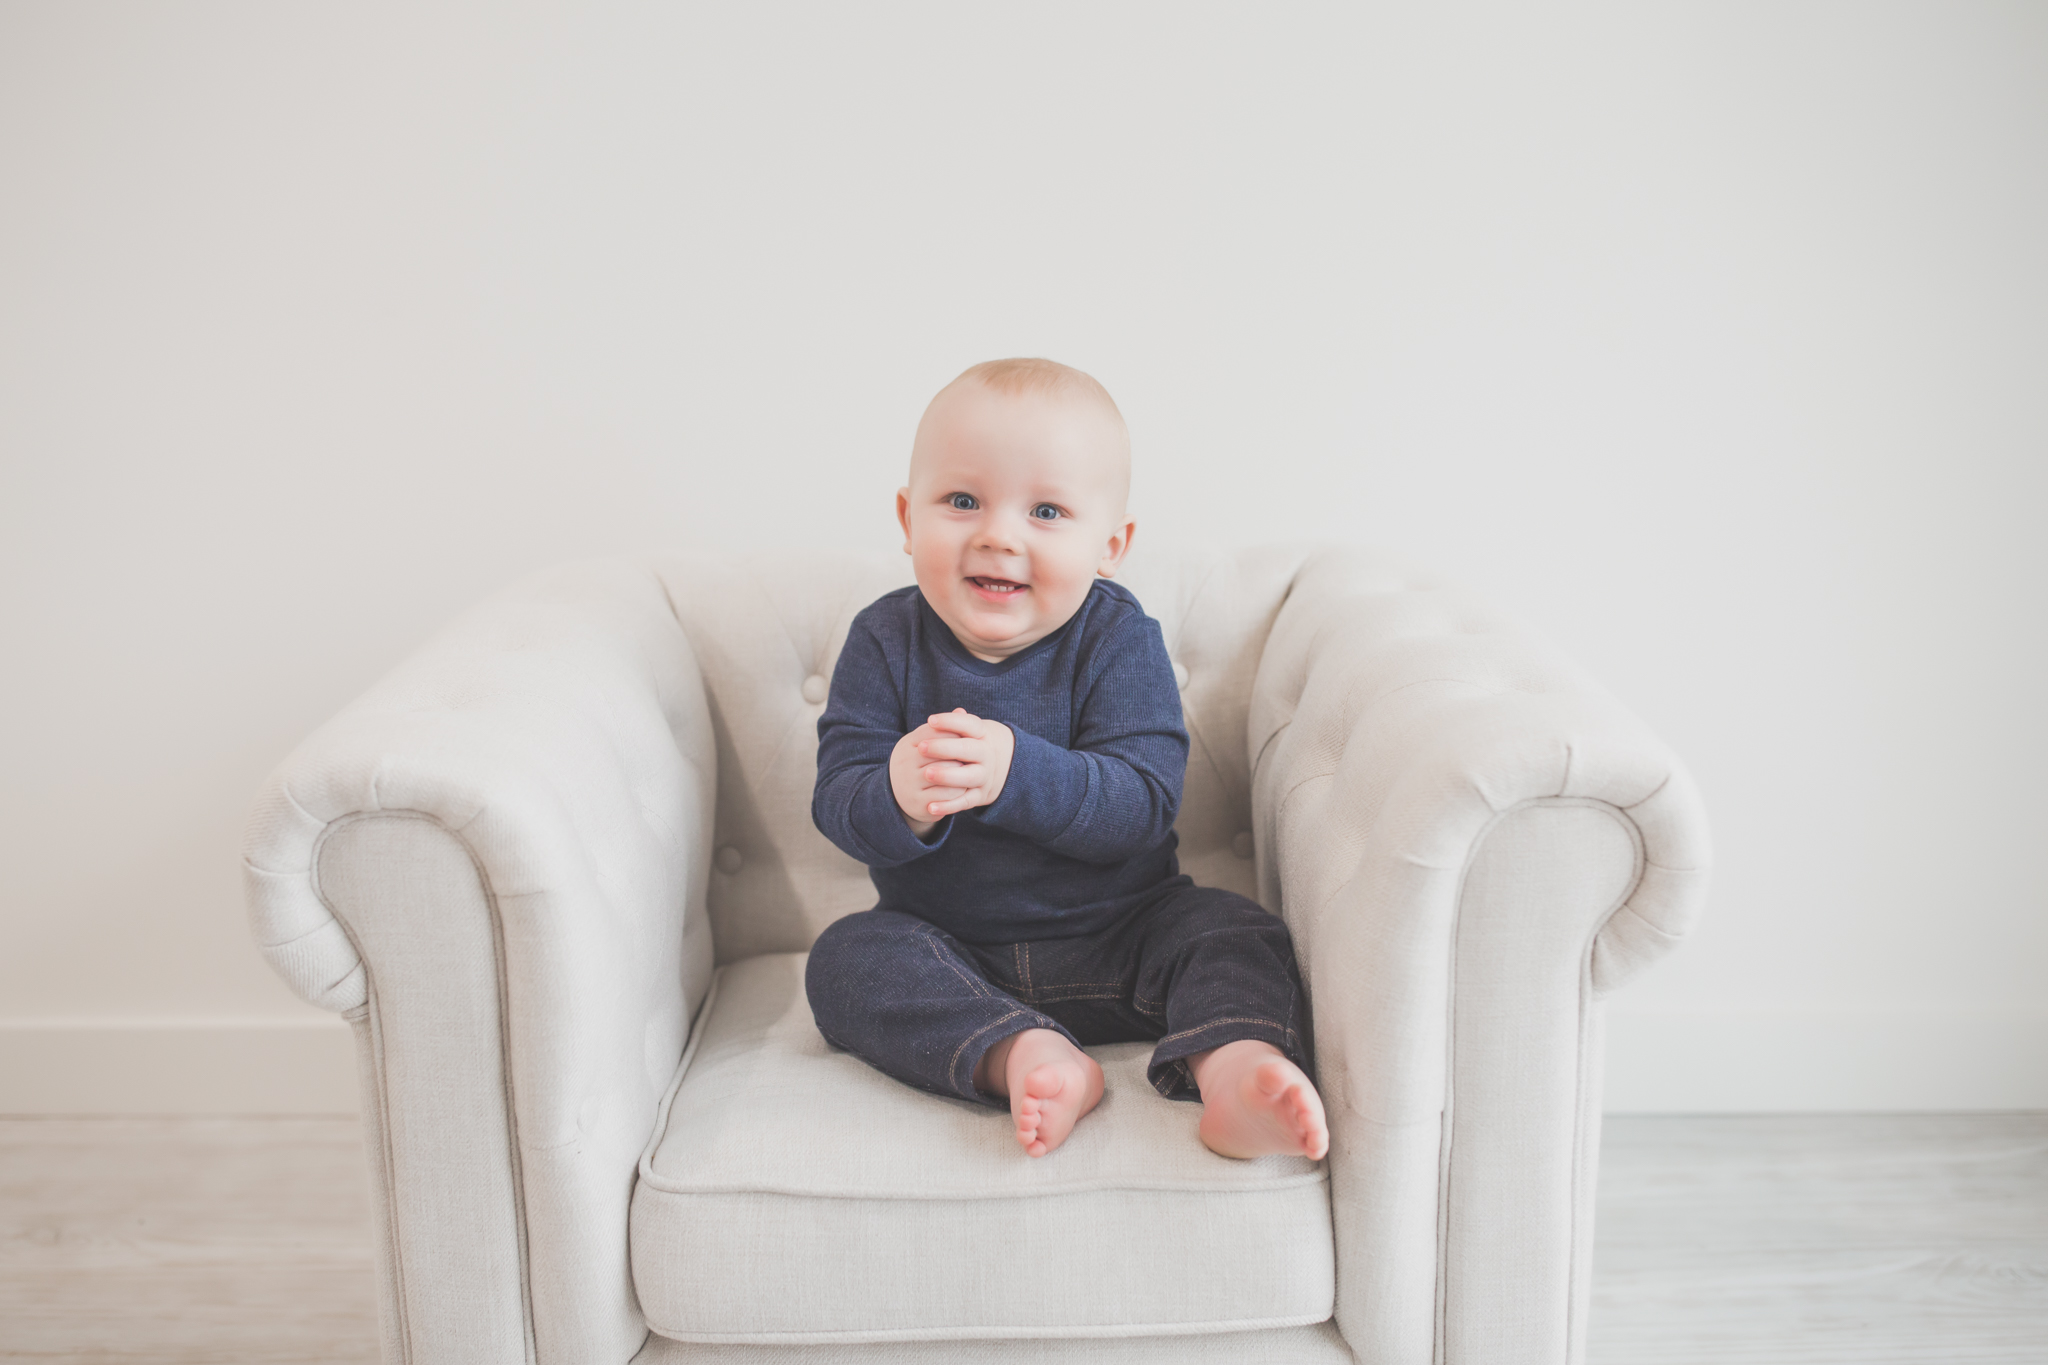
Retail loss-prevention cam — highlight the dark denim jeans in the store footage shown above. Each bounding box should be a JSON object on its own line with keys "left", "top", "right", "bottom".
{"left": 804, "top": 879, "right": 1311, "bottom": 1106}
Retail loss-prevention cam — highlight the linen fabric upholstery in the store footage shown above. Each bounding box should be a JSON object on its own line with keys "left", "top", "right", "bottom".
{"left": 243, "top": 544, "right": 1710, "bottom": 1365}
{"left": 321, "top": 815, "right": 532, "bottom": 1365}
{"left": 631, "top": 953, "right": 1334, "bottom": 1343}
{"left": 244, "top": 560, "right": 718, "bottom": 1363}
{"left": 1246, "top": 553, "right": 1710, "bottom": 1364}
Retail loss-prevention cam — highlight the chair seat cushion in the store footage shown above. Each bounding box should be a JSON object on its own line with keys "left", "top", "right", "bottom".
{"left": 629, "top": 952, "right": 1335, "bottom": 1345}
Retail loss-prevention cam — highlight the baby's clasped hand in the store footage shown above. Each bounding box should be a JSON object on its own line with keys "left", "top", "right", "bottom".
{"left": 918, "top": 709, "right": 1015, "bottom": 815}
{"left": 889, "top": 708, "right": 1015, "bottom": 832}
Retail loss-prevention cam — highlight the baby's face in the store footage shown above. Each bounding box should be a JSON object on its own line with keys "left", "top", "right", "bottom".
{"left": 898, "top": 381, "right": 1135, "bottom": 662}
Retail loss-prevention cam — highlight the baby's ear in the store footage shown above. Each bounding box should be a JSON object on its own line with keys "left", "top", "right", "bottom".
{"left": 896, "top": 487, "right": 914, "bottom": 554}
{"left": 1096, "top": 515, "right": 1137, "bottom": 577}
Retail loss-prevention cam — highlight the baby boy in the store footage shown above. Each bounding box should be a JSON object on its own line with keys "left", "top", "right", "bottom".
{"left": 805, "top": 358, "right": 1327, "bottom": 1161}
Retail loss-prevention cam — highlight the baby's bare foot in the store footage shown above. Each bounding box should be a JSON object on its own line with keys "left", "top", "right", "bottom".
{"left": 1192, "top": 1040, "right": 1329, "bottom": 1161}
{"left": 977, "top": 1027, "right": 1104, "bottom": 1157}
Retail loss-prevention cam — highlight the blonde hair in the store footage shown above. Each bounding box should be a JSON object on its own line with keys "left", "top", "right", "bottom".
{"left": 949, "top": 357, "right": 1125, "bottom": 426}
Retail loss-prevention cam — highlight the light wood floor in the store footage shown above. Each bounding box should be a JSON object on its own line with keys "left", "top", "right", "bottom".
{"left": 0, "top": 1118, "right": 377, "bottom": 1364}
{"left": 1590, "top": 1114, "right": 2048, "bottom": 1364}
{"left": 1, "top": 1114, "right": 2042, "bottom": 1363}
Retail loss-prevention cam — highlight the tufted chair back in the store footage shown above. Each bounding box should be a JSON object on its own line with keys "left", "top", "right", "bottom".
{"left": 651, "top": 546, "right": 1315, "bottom": 963}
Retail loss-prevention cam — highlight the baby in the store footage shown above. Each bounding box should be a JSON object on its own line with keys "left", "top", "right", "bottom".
{"left": 806, "top": 358, "right": 1327, "bottom": 1162}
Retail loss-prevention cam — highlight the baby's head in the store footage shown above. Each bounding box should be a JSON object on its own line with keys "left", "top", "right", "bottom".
{"left": 897, "top": 359, "right": 1135, "bottom": 663}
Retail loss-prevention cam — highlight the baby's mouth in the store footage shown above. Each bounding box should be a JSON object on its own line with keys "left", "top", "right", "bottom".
{"left": 968, "top": 576, "right": 1028, "bottom": 597}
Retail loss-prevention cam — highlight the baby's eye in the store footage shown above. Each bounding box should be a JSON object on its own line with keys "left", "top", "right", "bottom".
{"left": 1030, "top": 503, "right": 1062, "bottom": 522}
{"left": 948, "top": 493, "right": 978, "bottom": 511}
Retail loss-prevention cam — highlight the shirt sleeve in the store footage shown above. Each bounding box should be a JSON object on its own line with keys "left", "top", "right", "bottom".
{"left": 978, "top": 610, "right": 1187, "bottom": 864}
{"left": 812, "top": 618, "right": 952, "bottom": 867}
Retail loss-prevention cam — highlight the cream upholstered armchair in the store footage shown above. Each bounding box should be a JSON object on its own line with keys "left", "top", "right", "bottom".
{"left": 243, "top": 546, "right": 1709, "bottom": 1365}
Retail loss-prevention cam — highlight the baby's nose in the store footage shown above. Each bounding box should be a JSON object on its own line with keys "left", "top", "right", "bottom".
{"left": 975, "top": 517, "right": 1027, "bottom": 550}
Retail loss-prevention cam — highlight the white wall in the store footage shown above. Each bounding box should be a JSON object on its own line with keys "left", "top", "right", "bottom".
{"left": 3, "top": 3, "right": 2042, "bottom": 1114}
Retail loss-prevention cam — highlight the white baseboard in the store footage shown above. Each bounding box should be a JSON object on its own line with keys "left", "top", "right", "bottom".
{"left": 0, "top": 1018, "right": 358, "bottom": 1115}
{"left": 1603, "top": 1007, "right": 2048, "bottom": 1113}
{"left": 3, "top": 1009, "right": 2041, "bottom": 1117}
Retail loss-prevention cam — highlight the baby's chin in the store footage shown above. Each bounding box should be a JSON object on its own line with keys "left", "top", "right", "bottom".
{"left": 940, "top": 607, "right": 1051, "bottom": 660}
{"left": 920, "top": 576, "right": 1085, "bottom": 659}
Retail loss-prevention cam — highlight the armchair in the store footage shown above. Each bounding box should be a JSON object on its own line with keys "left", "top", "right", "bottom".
{"left": 243, "top": 545, "right": 1709, "bottom": 1364}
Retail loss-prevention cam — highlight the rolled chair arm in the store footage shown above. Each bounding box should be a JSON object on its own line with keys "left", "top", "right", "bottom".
{"left": 1249, "top": 548, "right": 1710, "bottom": 1365}
{"left": 243, "top": 558, "right": 717, "bottom": 1365}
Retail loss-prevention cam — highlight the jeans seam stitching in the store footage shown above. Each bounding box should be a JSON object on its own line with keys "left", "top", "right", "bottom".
{"left": 1155, "top": 1017, "right": 1285, "bottom": 1047}
{"left": 923, "top": 930, "right": 996, "bottom": 1002}
{"left": 948, "top": 1009, "right": 1032, "bottom": 1093}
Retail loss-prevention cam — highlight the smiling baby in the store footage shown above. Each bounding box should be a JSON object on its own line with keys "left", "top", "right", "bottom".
{"left": 805, "top": 358, "right": 1327, "bottom": 1161}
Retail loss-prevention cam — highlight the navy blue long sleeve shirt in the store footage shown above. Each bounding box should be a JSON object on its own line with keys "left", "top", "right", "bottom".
{"left": 812, "top": 580, "right": 1189, "bottom": 944}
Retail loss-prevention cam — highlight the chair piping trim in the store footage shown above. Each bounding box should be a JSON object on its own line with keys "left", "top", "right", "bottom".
{"left": 637, "top": 965, "right": 726, "bottom": 1185}
{"left": 646, "top": 1309, "right": 1334, "bottom": 1346}
{"left": 1432, "top": 794, "right": 1645, "bottom": 1365}
{"left": 639, "top": 1172, "right": 1333, "bottom": 1201}
{"left": 310, "top": 809, "right": 539, "bottom": 1365}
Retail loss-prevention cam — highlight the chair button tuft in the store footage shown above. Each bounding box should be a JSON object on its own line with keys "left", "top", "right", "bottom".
{"left": 1172, "top": 661, "right": 1190, "bottom": 691}
{"left": 801, "top": 674, "right": 828, "bottom": 705}
{"left": 1232, "top": 831, "right": 1254, "bottom": 860}
{"left": 715, "top": 845, "right": 743, "bottom": 875}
